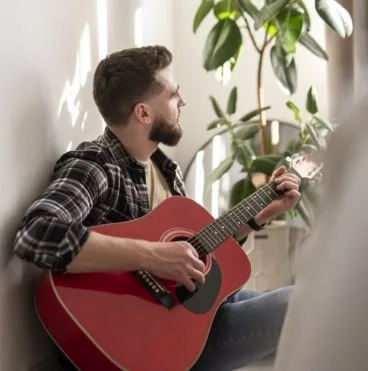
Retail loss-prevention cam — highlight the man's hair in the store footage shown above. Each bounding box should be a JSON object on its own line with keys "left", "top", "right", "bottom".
{"left": 93, "top": 45, "right": 172, "bottom": 126}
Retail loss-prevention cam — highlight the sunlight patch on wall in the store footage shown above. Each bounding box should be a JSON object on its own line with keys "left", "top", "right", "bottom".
{"left": 80, "top": 24, "right": 91, "bottom": 87}
{"left": 214, "top": 61, "right": 232, "bottom": 85}
{"left": 81, "top": 112, "right": 88, "bottom": 131}
{"left": 57, "top": 23, "right": 91, "bottom": 128}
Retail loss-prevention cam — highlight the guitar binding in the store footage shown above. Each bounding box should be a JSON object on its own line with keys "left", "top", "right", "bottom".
{"left": 133, "top": 270, "right": 177, "bottom": 310}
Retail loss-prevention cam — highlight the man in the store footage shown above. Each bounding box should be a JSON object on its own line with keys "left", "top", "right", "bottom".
{"left": 13, "top": 45, "right": 301, "bottom": 370}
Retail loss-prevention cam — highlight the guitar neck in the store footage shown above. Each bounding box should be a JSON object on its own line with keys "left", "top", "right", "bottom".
{"left": 193, "top": 180, "right": 281, "bottom": 255}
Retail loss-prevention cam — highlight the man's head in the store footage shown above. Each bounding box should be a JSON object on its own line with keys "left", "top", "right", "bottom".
{"left": 93, "top": 45, "right": 185, "bottom": 146}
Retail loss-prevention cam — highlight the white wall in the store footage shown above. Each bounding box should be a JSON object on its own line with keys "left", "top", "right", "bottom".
{"left": 0, "top": 1, "right": 140, "bottom": 369}
{"left": 172, "top": 0, "right": 329, "bottom": 171}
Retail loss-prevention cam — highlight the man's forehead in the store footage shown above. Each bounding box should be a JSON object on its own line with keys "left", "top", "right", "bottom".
{"left": 156, "top": 67, "right": 178, "bottom": 91}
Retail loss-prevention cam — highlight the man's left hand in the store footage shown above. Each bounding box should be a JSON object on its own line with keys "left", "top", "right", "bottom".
{"left": 256, "top": 166, "right": 301, "bottom": 224}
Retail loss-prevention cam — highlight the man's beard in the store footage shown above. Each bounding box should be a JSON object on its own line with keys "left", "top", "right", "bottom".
{"left": 148, "top": 116, "right": 182, "bottom": 146}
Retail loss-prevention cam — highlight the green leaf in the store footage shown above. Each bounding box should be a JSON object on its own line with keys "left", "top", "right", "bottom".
{"left": 205, "top": 157, "right": 234, "bottom": 191}
{"left": 203, "top": 19, "right": 243, "bottom": 71}
{"left": 296, "top": 0, "right": 311, "bottom": 30}
{"left": 227, "top": 86, "right": 238, "bottom": 115}
{"left": 315, "top": 0, "right": 353, "bottom": 39}
{"left": 313, "top": 115, "right": 334, "bottom": 132}
{"left": 193, "top": 0, "right": 214, "bottom": 33}
{"left": 286, "top": 101, "right": 302, "bottom": 123}
{"left": 229, "top": 43, "right": 243, "bottom": 72}
{"left": 209, "top": 95, "right": 225, "bottom": 118}
{"left": 214, "top": 0, "right": 238, "bottom": 20}
{"left": 247, "top": 155, "right": 282, "bottom": 176}
{"left": 232, "top": 139, "right": 256, "bottom": 166}
{"left": 229, "top": 177, "right": 256, "bottom": 208}
{"left": 287, "top": 208, "right": 296, "bottom": 220}
{"left": 234, "top": 123, "right": 259, "bottom": 141}
{"left": 207, "top": 118, "right": 229, "bottom": 130}
{"left": 237, "top": 0, "right": 259, "bottom": 19}
{"left": 276, "top": 8, "right": 304, "bottom": 54}
{"left": 264, "top": 20, "right": 278, "bottom": 37}
{"left": 275, "top": 155, "right": 290, "bottom": 170}
{"left": 285, "top": 138, "right": 302, "bottom": 155}
{"left": 298, "top": 32, "right": 329, "bottom": 60}
{"left": 238, "top": 106, "right": 271, "bottom": 122}
{"left": 270, "top": 44, "right": 297, "bottom": 95}
{"left": 306, "top": 86, "right": 318, "bottom": 114}
{"left": 254, "top": 0, "right": 289, "bottom": 30}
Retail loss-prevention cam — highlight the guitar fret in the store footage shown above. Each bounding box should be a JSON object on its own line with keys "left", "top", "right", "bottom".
{"left": 193, "top": 181, "right": 281, "bottom": 253}
{"left": 194, "top": 234, "right": 212, "bottom": 255}
{"left": 246, "top": 198, "right": 259, "bottom": 214}
{"left": 214, "top": 219, "right": 234, "bottom": 236}
{"left": 259, "top": 186, "right": 273, "bottom": 202}
{"left": 211, "top": 223, "right": 228, "bottom": 242}
{"left": 225, "top": 211, "right": 243, "bottom": 228}
{"left": 236, "top": 204, "right": 251, "bottom": 221}
{"left": 200, "top": 227, "right": 220, "bottom": 248}
{"left": 207, "top": 224, "right": 227, "bottom": 242}
{"left": 252, "top": 194, "right": 265, "bottom": 211}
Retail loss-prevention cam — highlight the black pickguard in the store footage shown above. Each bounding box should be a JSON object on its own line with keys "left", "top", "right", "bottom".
{"left": 175, "top": 258, "right": 222, "bottom": 314}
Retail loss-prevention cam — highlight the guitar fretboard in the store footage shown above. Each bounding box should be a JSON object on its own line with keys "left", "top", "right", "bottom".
{"left": 189, "top": 181, "right": 280, "bottom": 257}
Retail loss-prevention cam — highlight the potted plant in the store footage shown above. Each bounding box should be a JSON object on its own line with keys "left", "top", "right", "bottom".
{"left": 192, "top": 0, "right": 353, "bottom": 226}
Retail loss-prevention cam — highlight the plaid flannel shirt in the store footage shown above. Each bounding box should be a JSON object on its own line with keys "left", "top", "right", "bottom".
{"left": 12, "top": 127, "right": 186, "bottom": 272}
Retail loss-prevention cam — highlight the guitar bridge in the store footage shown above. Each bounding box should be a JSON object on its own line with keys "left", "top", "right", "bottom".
{"left": 133, "top": 270, "right": 177, "bottom": 310}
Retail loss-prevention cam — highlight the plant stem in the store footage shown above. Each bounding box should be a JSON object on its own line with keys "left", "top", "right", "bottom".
{"left": 232, "top": 0, "right": 261, "bottom": 53}
{"left": 257, "top": 32, "right": 271, "bottom": 155}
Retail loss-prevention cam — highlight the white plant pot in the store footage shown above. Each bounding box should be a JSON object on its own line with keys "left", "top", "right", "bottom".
{"left": 241, "top": 221, "right": 306, "bottom": 291}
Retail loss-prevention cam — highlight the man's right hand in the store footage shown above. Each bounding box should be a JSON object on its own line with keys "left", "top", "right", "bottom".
{"left": 144, "top": 241, "right": 206, "bottom": 292}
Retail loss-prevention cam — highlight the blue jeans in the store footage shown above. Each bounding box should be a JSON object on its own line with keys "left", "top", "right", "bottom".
{"left": 191, "top": 286, "right": 292, "bottom": 371}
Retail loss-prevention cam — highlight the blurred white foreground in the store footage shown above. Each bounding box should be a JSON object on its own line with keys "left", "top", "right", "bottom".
{"left": 274, "top": 93, "right": 368, "bottom": 371}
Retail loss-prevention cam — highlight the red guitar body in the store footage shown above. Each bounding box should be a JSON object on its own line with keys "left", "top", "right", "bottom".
{"left": 35, "top": 196, "right": 251, "bottom": 371}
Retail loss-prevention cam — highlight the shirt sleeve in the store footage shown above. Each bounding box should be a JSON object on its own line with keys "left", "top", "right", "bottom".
{"left": 12, "top": 158, "right": 108, "bottom": 272}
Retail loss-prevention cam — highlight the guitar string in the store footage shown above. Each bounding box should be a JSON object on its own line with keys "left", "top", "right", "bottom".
{"left": 190, "top": 182, "right": 276, "bottom": 256}
{"left": 196, "top": 182, "right": 278, "bottom": 257}
{"left": 185, "top": 182, "right": 279, "bottom": 258}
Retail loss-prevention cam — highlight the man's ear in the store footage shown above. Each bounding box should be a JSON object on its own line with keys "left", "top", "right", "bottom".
{"left": 133, "top": 103, "right": 152, "bottom": 125}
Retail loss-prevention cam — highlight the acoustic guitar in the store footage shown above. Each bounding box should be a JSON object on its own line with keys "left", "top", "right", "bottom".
{"left": 34, "top": 152, "right": 323, "bottom": 370}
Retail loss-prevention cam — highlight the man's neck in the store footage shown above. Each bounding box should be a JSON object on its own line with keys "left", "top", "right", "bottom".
{"left": 109, "top": 125, "right": 158, "bottom": 162}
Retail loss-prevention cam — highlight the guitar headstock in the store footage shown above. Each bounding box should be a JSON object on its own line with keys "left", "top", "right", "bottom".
{"left": 286, "top": 151, "right": 324, "bottom": 183}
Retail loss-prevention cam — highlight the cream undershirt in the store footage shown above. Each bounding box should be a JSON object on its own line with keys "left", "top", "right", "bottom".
{"left": 140, "top": 159, "right": 172, "bottom": 210}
